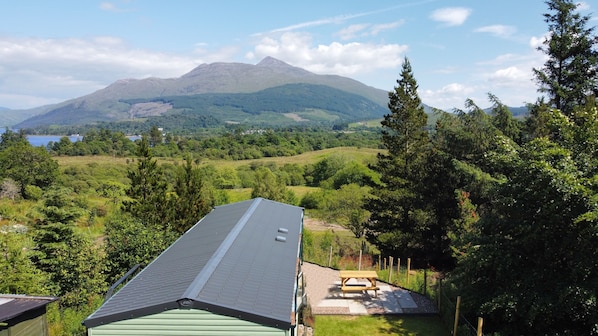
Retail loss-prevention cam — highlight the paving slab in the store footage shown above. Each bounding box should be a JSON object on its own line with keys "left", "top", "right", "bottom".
{"left": 302, "top": 262, "right": 437, "bottom": 315}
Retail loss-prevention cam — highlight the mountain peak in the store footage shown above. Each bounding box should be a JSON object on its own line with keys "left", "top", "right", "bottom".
{"left": 257, "top": 56, "right": 292, "bottom": 67}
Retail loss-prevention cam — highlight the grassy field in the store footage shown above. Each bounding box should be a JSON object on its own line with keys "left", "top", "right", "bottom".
{"left": 54, "top": 146, "right": 381, "bottom": 168}
{"left": 315, "top": 315, "right": 449, "bottom": 336}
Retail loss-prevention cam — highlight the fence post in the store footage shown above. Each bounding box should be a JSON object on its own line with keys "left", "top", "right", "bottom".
{"left": 453, "top": 296, "right": 461, "bottom": 336}
{"left": 388, "top": 257, "right": 393, "bottom": 283}
{"left": 477, "top": 317, "right": 483, "bottom": 336}
{"left": 407, "top": 258, "right": 411, "bottom": 285}
{"left": 378, "top": 255, "right": 381, "bottom": 270}
{"left": 358, "top": 249, "right": 362, "bottom": 270}
{"left": 397, "top": 258, "right": 400, "bottom": 277}
{"left": 328, "top": 245, "right": 332, "bottom": 267}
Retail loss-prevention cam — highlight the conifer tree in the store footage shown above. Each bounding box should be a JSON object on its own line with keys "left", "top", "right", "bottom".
{"left": 533, "top": 0, "right": 598, "bottom": 116}
{"left": 365, "top": 57, "right": 441, "bottom": 267}
{"left": 122, "top": 136, "right": 170, "bottom": 230}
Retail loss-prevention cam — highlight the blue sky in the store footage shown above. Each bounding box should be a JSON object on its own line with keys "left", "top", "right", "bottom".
{"left": 0, "top": 0, "right": 596, "bottom": 110}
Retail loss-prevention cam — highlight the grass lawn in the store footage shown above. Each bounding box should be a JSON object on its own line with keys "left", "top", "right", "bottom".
{"left": 315, "top": 315, "right": 449, "bottom": 336}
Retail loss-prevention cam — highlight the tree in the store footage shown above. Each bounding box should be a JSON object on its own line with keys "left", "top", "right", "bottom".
{"left": 321, "top": 183, "right": 370, "bottom": 237}
{"left": 488, "top": 93, "right": 523, "bottom": 144}
{"left": 533, "top": 0, "right": 598, "bottom": 116}
{"left": 104, "top": 214, "right": 173, "bottom": 283}
{"left": 0, "top": 142, "right": 59, "bottom": 195}
{"left": 169, "top": 156, "right": 214, "bottom": 234}
{"left": 0, "top": 231, "right": 51, "bottom": 295}
{"left": 0, "top": 128, "right": 28, "bottom": 150}
{"left": 0, "top": 178, "right": 20, "bottom": 200}
{"left": 122, "top": 136, "right": 171, "bottom": 230}
{"left": 450, "top": 137, "right": 598, "bottom": 335}
{"left": 149, "top": 126, "right": 163, "bottom": 146}
{"left": 251, "top": 167, "right": 291, "bottom": 203}
{"left": 365, "top": 57, "right": 444, "bottom": 267}
{"left": 30, "top": 186, "right": 106, "bottom": 307}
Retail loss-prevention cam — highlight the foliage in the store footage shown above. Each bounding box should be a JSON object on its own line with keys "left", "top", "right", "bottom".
{"left": 0, "top": 231, "right": 51, "bottom": 294}
{"left": 0, "top": 178, "right": 20, "bottom": 200}
{"left": 104, "top": 213, "right": 176, "bottom": 283}
{"left": 250, "top": 166, "right": 295, "bottom": 203}
{"left": 127, "top": 83, "right": 387, "bottom": 124}
{"left": 0, "top": 128, "right": 28, "bottom": 150}
{"left": 533, "top": 0, "right": 598, "bottom": 116}
{"left": 30, "top": 186, "right": 107, "bottom": 307}
{"left": 366, "top": 57, "right": 459, "bottom": 269}
{"left": 0, "top": 142, "right": 59, "bottom": 196}
{"left": 122, "top": 137, "right": 171, "bottom": 229}
{"left": 168, "top": 156, "right": 215, "bottom": 233}
{"left": 319, "top": 184, "right": 371, "bottom": 237}
{"left": 450, "top": 131, "right": 598, "bottom": 334}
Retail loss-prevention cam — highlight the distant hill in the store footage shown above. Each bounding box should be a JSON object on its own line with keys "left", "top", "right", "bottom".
{"left": 13, "top": 57, "right": 392, "bottom": 129}
{"left": 0, "top": 105, "right": 54, "bottom": 129}
{"left": 483, "top": 105, "right": 529, "bottom": 119}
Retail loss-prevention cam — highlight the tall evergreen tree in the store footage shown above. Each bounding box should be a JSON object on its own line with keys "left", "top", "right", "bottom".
{"left": 365, "top": 57, "right": 445, "bottom": 267}
{"left": 122, "top": 136, "right": 170, "bottom": 230}
{"left": 533, "top": 0, "right": 598, "bottom": 116}
{"left": 30, "top": 186, "right": 106, "bottom": 307}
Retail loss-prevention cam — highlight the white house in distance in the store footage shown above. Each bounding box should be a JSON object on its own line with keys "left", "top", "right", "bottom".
{"left": 84, "top": 198, "right": 305, "bottom": 335}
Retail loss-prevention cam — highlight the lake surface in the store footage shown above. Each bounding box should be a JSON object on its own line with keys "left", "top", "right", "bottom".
{"left": 27, "top": 135, "right": 83, "bottom": 147}
{"left": 0, "top": 129, "right": 141, "bottom": 147}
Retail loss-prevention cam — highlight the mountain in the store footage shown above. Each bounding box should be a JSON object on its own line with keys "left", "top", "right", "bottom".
{"left": 12, "top": 57, "right": 391, "bottom": 129}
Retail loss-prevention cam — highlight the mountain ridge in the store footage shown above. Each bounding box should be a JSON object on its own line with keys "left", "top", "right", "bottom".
{"left": 11, "top": 57, "right": 391, "bottom": 129}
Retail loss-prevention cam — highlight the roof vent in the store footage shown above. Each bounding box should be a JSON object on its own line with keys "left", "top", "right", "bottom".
{"left": 278, "top": 227, "right": 289, "bottom": 234}
{"left": 275, "top": 236, "right": 287, "bottom": 242}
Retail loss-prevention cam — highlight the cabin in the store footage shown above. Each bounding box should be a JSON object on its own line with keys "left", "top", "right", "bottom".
{"left": 84, "top": 198, "right": 305, "bottom": 335}
{"left": 0, "top": 294, "right": 58, "bottom": 336}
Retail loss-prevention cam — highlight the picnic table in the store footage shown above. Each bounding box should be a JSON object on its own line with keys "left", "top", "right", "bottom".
{"left": 339, "top": 270, "right": 379, "bottom": 297}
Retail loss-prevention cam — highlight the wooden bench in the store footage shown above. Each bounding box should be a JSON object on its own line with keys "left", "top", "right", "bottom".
{"left": 339, "top": 270, "right": 380, "bottom": 297}
{"left": 341, "top": 285, "right": 380, "bottom": 297}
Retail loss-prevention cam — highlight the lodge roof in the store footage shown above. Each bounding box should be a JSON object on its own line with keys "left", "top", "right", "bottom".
{"left": 84, "top": 198, "right": 303, "bottom": 330}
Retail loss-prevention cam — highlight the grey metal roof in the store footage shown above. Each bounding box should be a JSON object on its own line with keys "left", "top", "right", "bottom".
{"left": 84, "top": 198, "right": 303, "bottom": 330}
{"left": 0, "top": 294, "right": 58, "bottom": 323}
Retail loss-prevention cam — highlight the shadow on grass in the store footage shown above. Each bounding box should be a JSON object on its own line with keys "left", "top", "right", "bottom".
{"left": 315, "top": 315, "right": 449, "bottom": 336}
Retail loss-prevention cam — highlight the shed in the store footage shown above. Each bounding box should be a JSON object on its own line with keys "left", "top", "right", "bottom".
{"left": 84, "top": 198, "right": 305, "bottom": 335}
{"left": 0, "top": 294, "right": 58, "bottom": 336}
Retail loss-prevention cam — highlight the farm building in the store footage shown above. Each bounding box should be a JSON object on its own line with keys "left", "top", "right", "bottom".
{"left": 0, "top": 294, "right": 58, "bottom": 336}
{"left": 84, "top": 198, "right": 305, "bottom": 336}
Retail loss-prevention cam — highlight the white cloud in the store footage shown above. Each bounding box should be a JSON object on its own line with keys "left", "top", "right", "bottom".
{"left": 421, "top": 83, "right": 476, "bottom": 110}
{"left": 370, "top": 21, "right": 403, "bottom": 36}
{"left": 490, "top": 66, "right": 530, "bottom": 83}
{"left": 338, "top": 24, "right": 370, "bottom": 40}
{"left": 430, "top": 7, "right": 472, "bottom": 26}
{"left": 576, "top": 2, "right": 590, "bottom": 11}
{"left": 0, "top": 36, "right": 202, "bottom": 109}
{"left": 475, "top": 25, "right": 516, "bottom": 38}
{"left": 247, "top": 32, "right": 407, "bottom": 76}
{"left": 337, "top": 21, "right": 403, "bottom": 40}
{"left": 530, "top": 34, "right": 548, "bottom": 49}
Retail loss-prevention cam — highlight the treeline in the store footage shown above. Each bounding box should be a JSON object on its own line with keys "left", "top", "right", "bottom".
{"left": 45, "top": 126, "right": 380, "bottom": 160}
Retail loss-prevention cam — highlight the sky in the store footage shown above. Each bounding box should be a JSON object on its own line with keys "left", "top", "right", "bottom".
{"left": 0, "top": 0, "right": 596, "bottom": 111}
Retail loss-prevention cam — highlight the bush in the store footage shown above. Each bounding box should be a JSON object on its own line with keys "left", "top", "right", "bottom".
{"left": 23, "top": 185, "right": 43, "bottom": 200}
